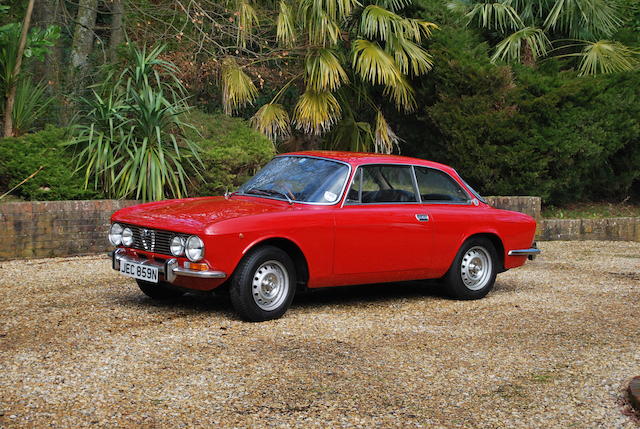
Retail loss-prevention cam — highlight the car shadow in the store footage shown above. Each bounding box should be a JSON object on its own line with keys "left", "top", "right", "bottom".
{"left": 291, "top": 280, "right": 447, "bottom": 310}
{"left": 113, "top": 279, "right": 448, "bottom": 319}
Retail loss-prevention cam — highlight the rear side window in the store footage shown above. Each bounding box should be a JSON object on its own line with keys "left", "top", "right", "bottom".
{"left": 414, "top": 167, "right": 469, "bottom": 203}
{"left": 346, "top": 165, "right": 418, "bottom": 203}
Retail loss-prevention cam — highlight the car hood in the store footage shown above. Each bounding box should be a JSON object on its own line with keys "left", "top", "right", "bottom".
{"left": 111, "top": 196, "right": 289, "bottom": 234}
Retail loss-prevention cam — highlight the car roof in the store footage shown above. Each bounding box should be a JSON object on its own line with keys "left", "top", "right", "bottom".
{"left": 282, "top": 150, "right": 456, "bottom": 173}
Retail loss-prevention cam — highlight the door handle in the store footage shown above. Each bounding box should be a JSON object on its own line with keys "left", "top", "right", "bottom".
{"left": 415, "top": 214, "right": 429, "bottom": 222}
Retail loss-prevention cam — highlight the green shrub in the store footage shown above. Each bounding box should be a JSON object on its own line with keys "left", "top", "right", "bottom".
{"left": 397, "top": 0, "right": 640, "bottom": 205}
{"left": 0, "top": 126, "right": 103, "bottom": 201}
{"left": 184, "top": 110, "right": 275, "bottom": 196}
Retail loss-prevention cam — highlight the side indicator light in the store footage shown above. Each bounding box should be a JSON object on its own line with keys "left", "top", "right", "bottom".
{"left": 184, "top": 262, "right": 209, "bottom": 271}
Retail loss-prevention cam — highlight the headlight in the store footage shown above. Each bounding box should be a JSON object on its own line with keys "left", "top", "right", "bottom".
{"left": 185, "top": 236, "right": 204, "bottom": 262}
{"left": 121, "top": 227, "right": 133, "bottom": 246}
{"left": 109, "top": 223, "right": 123, "bottom": 246}
{"left": 170, "top": 236, "right": 185, "bottom": 256}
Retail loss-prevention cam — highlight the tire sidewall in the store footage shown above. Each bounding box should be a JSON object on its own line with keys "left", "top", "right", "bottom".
{"left": 230, "top": 246, "right": 297, "bottom": 322}
{"left": 445, "top": 237, "right": 498, "bottom": 300}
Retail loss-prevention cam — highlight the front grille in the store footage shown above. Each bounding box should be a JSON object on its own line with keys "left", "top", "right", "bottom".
{"left": 122, "top": 224, "right": 188, "bottom": 256}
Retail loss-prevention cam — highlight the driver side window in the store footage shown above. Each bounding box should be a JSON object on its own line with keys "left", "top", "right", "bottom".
{"left": 346, "top": 165, "right": 418, "bottom": 204}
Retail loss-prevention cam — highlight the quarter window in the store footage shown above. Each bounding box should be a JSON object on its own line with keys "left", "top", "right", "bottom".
{"left": 414, "top": 167, "right": 469, "bottom": 202}
{"left": 347, "top": 165, "right": 418, "bottom": 203}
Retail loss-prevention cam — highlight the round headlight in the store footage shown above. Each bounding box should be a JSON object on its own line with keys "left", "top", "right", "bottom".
{"left": 170, "top": 236, "right": 185, "bottom": 256}
{"left": 185, "top": 236, "right": 204, "bottom": 262}
{"left": 109, "top": 223, "right": 123, "bottom": 246}
{"left": 121, "top": 227, "right": 133, "bottom": 246}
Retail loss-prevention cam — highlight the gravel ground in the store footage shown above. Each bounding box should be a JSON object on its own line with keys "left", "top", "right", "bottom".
{"left": 0, "top": 240, "right": 638, "bottom": 428}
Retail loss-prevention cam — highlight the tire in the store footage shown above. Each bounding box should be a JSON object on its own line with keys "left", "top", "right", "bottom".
{"left": 136, "top": 279, "right": 185, "bottom": 300}
{"left": 229, "top": 245, "right": 296, "bottom": 322}
{"left": 443, "top": 237, "right": 498, "bottom": 300}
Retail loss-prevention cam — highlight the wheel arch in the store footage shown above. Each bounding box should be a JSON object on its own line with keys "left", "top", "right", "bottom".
{"left": 462, "top": 232, "right": 506, "bottom": 273}
{"left": 242, "top": 237, "right": 310, "bottom": 289}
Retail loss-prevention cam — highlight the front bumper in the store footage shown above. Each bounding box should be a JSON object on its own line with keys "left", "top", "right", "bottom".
{"left": 508, "top": 244, "right": 541, "bottom": 260}
{"left": 110, "top": 248, "right": 227, "bottom": 283}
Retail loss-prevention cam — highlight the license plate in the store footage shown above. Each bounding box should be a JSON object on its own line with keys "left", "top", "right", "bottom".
{"left": 119, "top": 261, "right": 159, "bottom": 283}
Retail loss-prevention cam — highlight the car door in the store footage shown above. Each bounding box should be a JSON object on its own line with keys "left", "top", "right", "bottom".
{"left": 413, "top": 166, "right": 477, "bottom": 274}
{"left": 333, "top": 164, "right": 435, "bottom": 285}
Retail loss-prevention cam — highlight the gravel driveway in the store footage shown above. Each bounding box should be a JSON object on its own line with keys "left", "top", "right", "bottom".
{"left": 0, "top": 241, "right": 638, "bottom": 428}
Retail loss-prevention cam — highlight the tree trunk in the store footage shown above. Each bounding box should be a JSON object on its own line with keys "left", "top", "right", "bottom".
{"left": 32, "top": 0, "right": 61, "bottom": 83}
{"left": 3, "top": 0, "right": 36, "bottom": 137}
{"left": 70, "top": 0, "right": 98, "bottom": 82}
{"left": 109, "top": 0, "right": 124, "bottom": 62}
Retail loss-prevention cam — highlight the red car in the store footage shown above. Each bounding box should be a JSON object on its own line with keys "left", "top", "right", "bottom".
{"left": 109, "top": 151, "right": 539, "bottom": 321}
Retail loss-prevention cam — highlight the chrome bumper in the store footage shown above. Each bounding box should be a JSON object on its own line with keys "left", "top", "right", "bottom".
{"left": 110, "top": 248, "right": 227, "bottom": 283}
{"left": 508, "top": 246, "right": 541, "bottom": 260}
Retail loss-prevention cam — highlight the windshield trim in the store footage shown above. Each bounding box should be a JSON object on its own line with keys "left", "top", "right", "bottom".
{"left": 235, "top": 154, "right": 352, "bottom": 206}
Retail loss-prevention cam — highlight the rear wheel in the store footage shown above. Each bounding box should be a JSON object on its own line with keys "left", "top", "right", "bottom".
{"left": 443, "top": 237, "right": 497, "bottom": 300}
{"left": 230, "top": 246, "right": 296, "bottom": 322}
{"left": 136, "top": 279, "right": 185, "bottom": 300}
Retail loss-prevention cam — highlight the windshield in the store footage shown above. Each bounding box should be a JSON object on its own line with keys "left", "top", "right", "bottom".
{"left": 237, "top": 156, "right": 350, "bottom": 204}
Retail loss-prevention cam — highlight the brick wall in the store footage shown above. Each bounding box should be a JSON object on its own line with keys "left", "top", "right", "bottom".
{"left": 0, "top": 200, "right": 139, "bottom": 261}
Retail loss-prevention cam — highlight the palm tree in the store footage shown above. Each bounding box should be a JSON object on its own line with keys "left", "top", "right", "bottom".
{"left": 447, "top": 0, "right": 639, "bottom": 75}
{"left": 221, "top": 0, "right": 438, "bottom": 153}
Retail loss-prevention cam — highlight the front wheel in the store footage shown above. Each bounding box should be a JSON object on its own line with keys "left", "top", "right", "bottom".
{"left": 229, "top": 246, "right": 296, "bottom": 322}
{"left": 443, "top": 238, "right": 498, "bottom": 300}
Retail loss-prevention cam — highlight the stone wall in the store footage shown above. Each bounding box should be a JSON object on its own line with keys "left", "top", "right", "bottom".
{"left": 485, "top": 196, "right": 542, "bottom": 220}
{"left": 0, "top": 200, "right": 139, "bottom": 260}
{"left": 1, "top": 197, "right": 638, "bottom": 261}
{"left": 538, "top": 217, "right": 640, "bottom": 242}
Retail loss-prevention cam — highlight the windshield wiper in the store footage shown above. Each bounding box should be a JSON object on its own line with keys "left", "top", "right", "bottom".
{"left": 246, "top": 188, "right": 294, "bottom": 205}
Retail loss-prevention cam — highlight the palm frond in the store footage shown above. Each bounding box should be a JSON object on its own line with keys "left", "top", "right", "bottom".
{"left": 352, "top": 39, "right": 402, "bottom": 86}
{"left": 236, "top": 0, "right": 259, "bottom": 49}
{"left": 300, "top": 0, "right": 360, "bottom": 21}
{"left": 374, "top": 110, "right": 399, "bottom": 154}
{"left": 491, "top": 27, "right": 551, "bottom": 63}
{"left": 575, "top": 40, "right": 638, "bottom": 75}
{"left": 544, "top": 0, "right": 623, "bottom": 39}
{"left": 251, "top": 103, "right": 291, "bottom": 141}
{"left": 221, "top": 58, "right": 258, "bottom": 114}
{"left": 376, "top": 0, "right": 413, "bottom": 12}
{"left": 387, "top": 35, "right": 434, "bottom": 75}
{"left": 447, "top": 0, "right": 473, "bottom": 15}
{"left": 306, "top": 48, "right": 349, "bottom": 91}
{"left": 466, "top": 2, "right": 524, "bottom": 32}
{"left": 276, "top": 0, "right": 296, "bottom": 47}
{"left": 301, "top": 5, "right": 341, "bottom": 46}
{"left": 403, "top": 19, "right": 439, "bottom": 42}
{"left": 293, "top": 89, "right": 342, "bottom": 135}
{"left": 327, "top": 117, "right": 375, "bottom": 152}
{"left": 382, "top": 74, "right": 416, "bottom": 112}
{"left": 360, "top": 5, "right": 403, "bottom": 41}
{"left": 352, "top": 39, "right": 417, "bottom": 110}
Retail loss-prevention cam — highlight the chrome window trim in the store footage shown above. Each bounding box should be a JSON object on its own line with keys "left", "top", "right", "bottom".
{"left": 456, "top": 172, "right": 487, "bottom": 204}
{"left": 235, "top": 154, "right": 352, "bottom": 206}
{"left": 343, "top": 163, "right": 421, "bottom": 206}
{"left": 341, "top": 162, "right": 472, "bottom": 207}
{"left": 410, "top": 165, "right": 422, "bottom": 203}
{"left": 413, "top": 165, "right": 472, "bottom": 205}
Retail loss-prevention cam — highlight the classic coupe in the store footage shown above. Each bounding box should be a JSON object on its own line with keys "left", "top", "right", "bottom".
{"left": 109, "top": 151, "right": 539, "bottom": 321}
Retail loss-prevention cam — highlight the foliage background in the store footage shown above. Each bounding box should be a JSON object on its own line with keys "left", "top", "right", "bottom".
{"left": 0, "top": 0, "right": 638, "bottom": 205}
